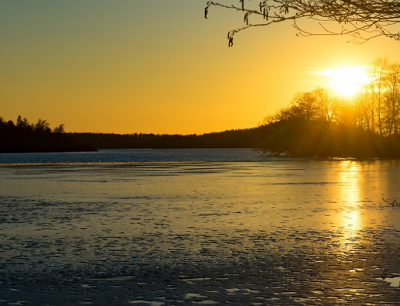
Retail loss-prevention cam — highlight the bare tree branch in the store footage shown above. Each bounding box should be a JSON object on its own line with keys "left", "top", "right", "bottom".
{"left": 383, "top": 197, "right": 400, "bottom": 206}
{"left": 205, "top": 0, "right": 400, "bottom": 46}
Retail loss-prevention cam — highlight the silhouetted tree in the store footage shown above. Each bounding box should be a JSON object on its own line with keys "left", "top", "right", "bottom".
{"left": 53, "top": 124, "right": 65, "bottom": 134}
{"left": 291, "top": 91, "right": 317, "bottom": 121}
{"left": 205, "top": 0, "right": 400, "bottom": 46}
{"left": 257, "top": 57, "right": 400, "bottom": 157}
{"left": 0, "top": 115, "right": 94, "bottom": 152}
{"left": 369, "top": 57, "right": 388, "bottom": 136}
{"left": 16, "top": 115, "right": 31, "bottom": 131}
{"left": 383, "top": 62, "right": 400, "bottom": 136}
{"left": 33, "top": 119, "right": 51, "bottom": 133}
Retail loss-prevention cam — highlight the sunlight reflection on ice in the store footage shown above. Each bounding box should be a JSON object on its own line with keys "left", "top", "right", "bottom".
{"left": 3, "top": 155, "right": 400, "bottom": 305}
{"left": 376, "top": 275, "right": 400, "bottom": 287}
{"left": 338, "top": 161, "right": 362, "bottom": 247}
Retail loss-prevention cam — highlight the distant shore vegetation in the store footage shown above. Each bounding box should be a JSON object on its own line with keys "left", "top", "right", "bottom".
{"left": 71, "top": 129, "right": 264, "bottom": 150}
{"left": 0, "top": 115, "right": 265, "bottom": 153}
{"left": 0, "top": 116, "right": 96, "bottom": 153}
{"left": 3, "top": 59, "right": 400, "bottom": 157}
{"left": 258, "top": 58, "right": 400, "bottom": 158}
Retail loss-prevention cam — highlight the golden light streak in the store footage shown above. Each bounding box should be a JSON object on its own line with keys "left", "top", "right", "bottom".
{"left": 338, "top": 161, "right": 362, "bottom": 247}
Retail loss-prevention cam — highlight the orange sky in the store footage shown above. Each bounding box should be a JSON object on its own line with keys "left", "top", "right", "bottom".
{"left": 1, "top": 1, "right": 400, "bottom": 135}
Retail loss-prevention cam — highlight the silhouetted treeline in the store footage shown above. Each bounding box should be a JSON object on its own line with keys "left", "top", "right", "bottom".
{"left": 257, "top": 118, "right": 399, "bottom": 157}
{"left": 0, "top": 115, "right": 267, "bottom": 152}
{"left": 5, "top": 57, "right": 400, "bottom": 157}
{"left": 258, "top": 80, "right": 400, "bottom": 158}
{"left": 0, "top": 116, "right": 96, "bottom": 153}
{"left": 72, "top": 128, "right": 265, "bottom": 149}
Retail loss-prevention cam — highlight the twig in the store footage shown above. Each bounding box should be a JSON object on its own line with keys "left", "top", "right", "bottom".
{"left": 382, "top": 197, "right": 400, "bottom": 207}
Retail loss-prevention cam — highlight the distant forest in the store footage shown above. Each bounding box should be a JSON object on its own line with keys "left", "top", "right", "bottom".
{"left": 3, "top": 57, "right": 400, "bottom": 157}
{"left": 0, "top": 116, "right": 96, "bottom": 153}
{"left": 258, "top": 58, "right": 400, "bottom": 158}
{"left": 1, "top": 111, "right": 400, "bottom": 157}
{"left": 0, "top": 115, "right": 265, "bottom": 153}
{"left": 71, "top": 129, "right": 264, "bottom": 150}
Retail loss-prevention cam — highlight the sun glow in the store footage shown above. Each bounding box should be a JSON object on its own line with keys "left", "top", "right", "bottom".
{"left": 320, "top": 66, "right": 370, "bottom": 97}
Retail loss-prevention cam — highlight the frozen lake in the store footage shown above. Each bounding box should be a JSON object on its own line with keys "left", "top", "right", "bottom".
{"left": 1, "top": 149, "right": 400, "bottom": 305}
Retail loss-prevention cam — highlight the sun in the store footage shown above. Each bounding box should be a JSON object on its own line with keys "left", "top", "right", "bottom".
{"left": 320, "top": 66, "right": 370, "bottom": 97}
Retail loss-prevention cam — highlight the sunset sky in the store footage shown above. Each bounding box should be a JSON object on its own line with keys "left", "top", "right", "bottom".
{"left": 2, "top": 0, "right": 400, "bottom": 134}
